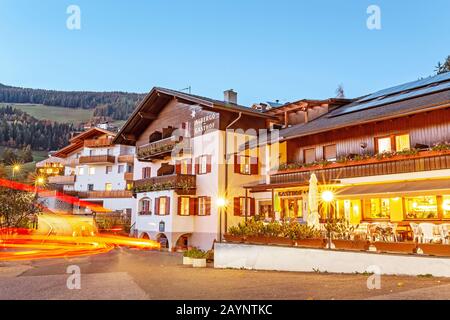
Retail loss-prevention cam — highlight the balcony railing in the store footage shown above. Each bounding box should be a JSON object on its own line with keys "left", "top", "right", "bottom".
{"left": 137, "top": 136, "right": 183, "bottom": 161}
{"left": 84, "top": 138, "right": 113, "bottom": 148}
{"left": 48, "top": 175, "right": 76, "bottom": 185}
{"left": 78, "top": 190, "right": 133, "bottom": 199}
{"left": 118, "top": 154, "right": 134, "bottom": 164}
{"left": 271, "top": 150, "right": 450, "bottom": 185}
{"left": 133, "top": 174, "right": 196, "bottom": 195}
{"left": 124, "top": 172, "right": 134, "bottom": 181}
{"left": 79, "top": 155, "right": 116, "bottom": 165}
{"left": 65, "top": 159, "right": 80, "bottom": 167}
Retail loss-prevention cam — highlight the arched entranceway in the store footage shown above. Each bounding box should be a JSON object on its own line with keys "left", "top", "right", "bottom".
{"left": 175, "top": 233, "right": 192, "bottom": 251}
{"left": 140, "top": 232, "right": 150, "bottom": 240}
{"left": 156, "top": 233, "right": 169, "bottom": 249}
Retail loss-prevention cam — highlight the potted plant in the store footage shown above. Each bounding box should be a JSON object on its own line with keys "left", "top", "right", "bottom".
{"left": 326, "top": 219, "right": 370, "bottom": 251}
{"left": 288, "top": 223, "right": 325, "bottom": 248}
{"left": 183, "top": 249, "right": 194, "bottom": 265}
{"left": 224, "top": 223, "right": 248, "bottom": 243}
{"left": 265, "top": 221, "right": 294, "bottom": 246}
{"left": 372, "top": 226, "right": 417, "bottom": 254}
{"left": 418, "top": 242, "right": 450, "bottom": 257}
{"left": 191, "top": 248, "right": 207, "bottom": 268}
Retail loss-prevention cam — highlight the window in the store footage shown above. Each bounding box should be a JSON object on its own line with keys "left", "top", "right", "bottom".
{"left": 405, "top": 196, "right": 438, "bottom": 219}
{"left": 118, "top": 165, "right": 124, "bottom": 174}
{"left": 105, "top": 183, "right": 112, "bottom": 191}
{"left": 323, "top": 145, "right": 337, "bottom": 161}
{"left": 177, "top": 158, "right": 192, "bottom": 175}
{"left": 142, "top": 167, "right": 151, "bottom": 179}
{"left": 155, "top": 197, "right": 170, "bottom": 215}
{"left": 106, "top": 166, "right": 112, "bottom": 174}
{"left": 179, "top": 197, "right": 191, "bottom": 216}
{"left": 395, "top": 134, "right": 410, "bottom": 152}
{"left": 126, "top": 183, "right": 133, "bottom": 190}
{"left": 233, "top": 197, "right": 255, "bottom": 216}
{"left": 139, "top": 198, "right": 152, "bottom": 215}
{"left": 126, "top": 165, "right": 133, "bottom": 173}
{"left": 76, "top": 153, "right": 81, "bottom": 159}
{"left": 367, "top": 198, "right": 390, "bottom": 219}
{"left": 78, "top": 167, "right": 85, "bottom": 175}
{"left": 376, "top": 137, "right": 392, "bottom": 153}
{"left": 88, "top": 184, "right": 94, "bottom": 191}
{"left": 443, "top": 196, "right": 450, "bottom": 219}
{"left": 89, "top": 150, "right": 95, "bottom": 156}
{"left": 196, "top": 155, "right": 211, "bottom": 175}
{"left": 304, "top": 148, "right": 316, "bottom": 164}
{"left": 107, "top": 149, "right": 113, "bottom": 156}
{"left": 375, "top": 133, "right": 410, "bottom": 153}
{"left": 198, "top": 197, "right": 211, "bottom": 216}
{"left": 234, "top": 155, "right": 258, "bottom": 175}
{"left": 88, "top": 167, "right": 95, "bottom": 175}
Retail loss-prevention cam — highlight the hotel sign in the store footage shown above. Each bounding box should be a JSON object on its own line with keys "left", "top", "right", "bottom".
{"left": 193, "top": 113, "right": 219, "bottom": 136}
{"left": 278, "top": 190, "right": 306, "bottom": 197}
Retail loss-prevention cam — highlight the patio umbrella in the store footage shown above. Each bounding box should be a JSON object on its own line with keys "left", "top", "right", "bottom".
{"left": 307, "top": 173, "right": 320, "bottom": 228}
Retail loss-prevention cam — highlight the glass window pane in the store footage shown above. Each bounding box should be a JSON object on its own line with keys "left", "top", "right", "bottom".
{"left": 323, "top": 145, "right": 337, "bottom": 161}
{"left": 405, "top": 196, "right": 438, "bottom": 219}
{"left": 377, "top": 137, "right": 392, "bottom": 153}
{"left": 395, "top": 134, "right": 410, "bottom": 151}
{"left": 304, "top": 148, "right": 316, "bottom": 163}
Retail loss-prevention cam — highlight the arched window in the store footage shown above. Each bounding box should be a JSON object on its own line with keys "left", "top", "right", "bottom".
{"left": 139, "top": 198, "right": 152, "bottom": 215}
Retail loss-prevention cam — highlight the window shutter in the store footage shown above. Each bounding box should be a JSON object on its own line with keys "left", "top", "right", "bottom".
{"left": 155, "top": 197, "right": 160, "bottom": 215}
{"left": 234, "top": 197, "right": 241, "bottom": 216}
{"left": 187, "top": 159, "right": 192, "bottom": 174}
{"left": 189, "top": 197, "right": 197, "bottom": 216}
{"left": 195, "top": 157, "right": 200, "bottom": 174}
{"left": 205, "top": 197, "right": 211, "bottom": 216}
{"left": 206, "top": 155, "right": 212, "bottom": 173}
{"left": 234, "top": 155, "right": 240, "bottom": 174}
{"left": 250, "top": 198, "right": 256, "bottom": 216}
{"left": 142, "top": 168, "right": 146, "bottom": 179}
{"left": 175, "top": 161, "right": 181, "bottom": 174}
{"left": 165, "top": 197, "right": 170, "bottom": 215}
{"left": 250, "top": 157, "right": 258, "bottom": 175}
{"left": 177, "top": 197, "right": 182, "bottom": 216}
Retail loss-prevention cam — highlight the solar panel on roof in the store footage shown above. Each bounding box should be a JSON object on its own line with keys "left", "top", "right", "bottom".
{"left": 357, "top": 72, "right": 450, "bottom": 103}
{"left": 330, "top": 80, "right": 450, "bottom": 117}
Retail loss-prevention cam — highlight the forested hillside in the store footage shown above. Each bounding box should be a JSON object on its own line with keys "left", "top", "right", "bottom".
{"left": 0, "top": 83, "right": 145, "bottom": 120}
{"left": 0, "top": 106, "right": 80, "bottom": 151}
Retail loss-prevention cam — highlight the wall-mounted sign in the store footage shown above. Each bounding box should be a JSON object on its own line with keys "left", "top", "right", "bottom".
{"left": 193, "top": 113, "right": 219, "bottom": 136}
{"left": 159, "top": 221, "right": 165, "bottom": 232}
{"left": 278, "top": 190, "right": 306, "bottom": 197}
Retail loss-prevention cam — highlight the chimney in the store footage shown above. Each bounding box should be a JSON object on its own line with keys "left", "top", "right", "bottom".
{"left": 224, "top": 89, "right": 237, "bottom": 104}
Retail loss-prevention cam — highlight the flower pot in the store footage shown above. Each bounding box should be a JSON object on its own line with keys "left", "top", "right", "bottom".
{"left": 418, "top": 243, "right": 450, "bottom": 257}
{"left": 295, "top": 238, "right": 326, "bottom": 249}
{"left": 373, "top": 242, "right": 417, "bottom": 254}
{"left": 183, "top": 256, "right": 193, "bottom": 265}
{"left": 266, "top": 236, "right": 294, "bottom": 246}
{"left": 332, "top": 239, "right": 370, "bottom": 251}
{"left": 192, "top": 258, "right": 207, "bottom": 268}
{"left": 223, "top": 234, "right": 245, "bottom": 243}
{"left": 245, "top": 236, "right": 268, "bottom": 245}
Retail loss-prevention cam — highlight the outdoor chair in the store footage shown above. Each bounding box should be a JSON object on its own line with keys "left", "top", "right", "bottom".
{"left": 418, "top": 223, "right": 442, "bottom": 243}
{"left": 388, "top": 223, "right": 398, "bottom": 242}
{"left": 439, "top": 224, "right": 450, "bottom": 244}
{"left": 410, "top": 222, "right": 421, "bottom": 242}
{"left": 354, "top": 223, "right": 370, "bottom": 240}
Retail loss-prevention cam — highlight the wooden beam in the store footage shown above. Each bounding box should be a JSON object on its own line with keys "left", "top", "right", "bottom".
{"left": 138, "top": 112, "right": 157, "bottom": 120}
{"left": 121, "top": 133, "right": 136, "bottom": 141}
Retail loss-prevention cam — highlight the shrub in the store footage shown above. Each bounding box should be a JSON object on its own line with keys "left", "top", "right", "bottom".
{"left": 183, "top": 247, "right": 206, "bottom": 259}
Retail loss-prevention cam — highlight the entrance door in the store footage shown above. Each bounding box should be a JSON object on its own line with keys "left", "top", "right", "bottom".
{"left": 258, "top": 201, "right": 273, "bottom": 219}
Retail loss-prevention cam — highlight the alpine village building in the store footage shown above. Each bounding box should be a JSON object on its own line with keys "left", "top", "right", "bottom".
{"left": 45, "top": 72, "right": 450, "bottom": 251}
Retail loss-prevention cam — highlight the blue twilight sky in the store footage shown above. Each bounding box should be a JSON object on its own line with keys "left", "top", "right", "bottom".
{"left": 0, "top": 0, "right": 449, "bottom": 106}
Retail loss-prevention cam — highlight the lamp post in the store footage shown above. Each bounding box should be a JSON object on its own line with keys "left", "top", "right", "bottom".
{"left": 12, "top": 164, "right": 21, "bottom": 180}
{"left": 321, "top": 190, "right": 334, "bottom": 249}
{"left": 216, "top": 197, "right": 227, "bottom": 242}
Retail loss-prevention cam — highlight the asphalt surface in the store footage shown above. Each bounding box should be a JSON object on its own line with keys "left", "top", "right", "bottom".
{"left": 1, "top": 248, "right": 450, "bottom": 300}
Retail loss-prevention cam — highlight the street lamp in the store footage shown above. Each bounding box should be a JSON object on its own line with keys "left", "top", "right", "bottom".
{"left": 321, "top": 190, "right": 334, "bottom": 249}
{"left": 34, "top": 176, "right": 45, "bottom": 194}
{"left": 12, "top": 164, "right": 21, "bottom": 179}
{"left": 217, "top": 197, "right": 227, "bottom": 242}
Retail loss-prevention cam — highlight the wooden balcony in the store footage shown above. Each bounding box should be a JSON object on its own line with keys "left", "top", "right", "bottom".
{"left": 48, "top": 175, "right": 76, "bottom": 185}
{"left": 78, "top": 190, "right": 133, "bottom": 199}
{"left": 65, "top": 158, "right": 79, "bottom": 167}
{"left": 137, "top": 136, "right": 183, "bottom": 161}
{"left": 271, "top": 150, "right": 450, "bottom": 185}
{"left": 118, "top": 154, "right": 134, "bottom": 164}
{"left": 84, "top": 138, "right": 113, "bottom": 148}
{"left": 79, "top": 155, "right": 116, "bottom": 165}
{"left": 124, "top": 172, "right": 134, "bottom": 181}
{"left": 133, "top": 174, "right": 196, "bottom": 195}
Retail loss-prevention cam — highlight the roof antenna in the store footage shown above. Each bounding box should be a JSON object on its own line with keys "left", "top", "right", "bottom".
{"left": 180, "top": 86, "right": 191, "bottom": 94}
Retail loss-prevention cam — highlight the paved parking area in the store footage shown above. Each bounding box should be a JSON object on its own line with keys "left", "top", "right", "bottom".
{"left": 1, "top": 248, "right": 450, "bottom": 300}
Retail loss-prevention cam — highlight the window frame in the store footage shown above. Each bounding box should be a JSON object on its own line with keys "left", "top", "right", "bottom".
{"left": 375, "top": 133, "right": 410, "bottom": 154}
{"left": 303, "top": 148, "right": 316, "bottom": 164}
{"left": 323, "top": 144, "right": 337, "bottom": 161}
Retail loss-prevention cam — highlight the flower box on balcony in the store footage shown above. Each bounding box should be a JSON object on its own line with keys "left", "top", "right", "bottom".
{"left": 332, "top": 239, "right": 370, "bottom": 251}
{"left": 373, "top": 241, "right": 417, "bottom": 254}
{"left": 418, "top": 243, "right": 450, "bottom": 257}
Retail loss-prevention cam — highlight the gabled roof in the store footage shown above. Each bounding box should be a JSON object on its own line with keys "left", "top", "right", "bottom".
{"left": 54, "top": 127, "right": 116, "bottom": 158}
{"left": 113, "top": 87, "right": 278, "bottom": 145}
{"left": 279, "top": 73, "right": 450, "bottom": 141}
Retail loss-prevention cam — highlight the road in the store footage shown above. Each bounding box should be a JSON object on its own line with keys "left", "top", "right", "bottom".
{"left": 1, "top": 248, "right": 450, "bottom": 300}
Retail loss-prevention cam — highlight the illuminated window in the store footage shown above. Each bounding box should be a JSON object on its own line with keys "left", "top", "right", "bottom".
{"left": 395, "top": 134, "right": 410, "bottom": 152}
{"left": 376, "top": 137, "right": 392, "bottom": 153}
{"left": 159, "top": 197, "right": 167, "bottom": 215}
{"left": 126, "top": 183, "right": 133, "bottom": 190}
{"left": 105, "top": 183, "right": 112, "bottom": 191}
{"left": 179, "top": 197, "right": 190, "bottom": 216}
{"left": 368, "top": 198, "right": 390, "bottom": 219}
{"left": 78, "top": 167, "right": 85, "bottom": 175}
{"left": 442, "top": 196, "right": 450, "bottom": 218}
{"left": 89, "top": 167, "right": 95, "bottom": 175}
{"left": 139, "top": 198, "right": 151, "bottom": 215}
{"left": 198, "top": 197, "right": 210, "bottom": 216}
{"left": 405, "top": 196, "right": 438, "bottom": 219}
{"left": 239, "top": 156, "right": 251, "bottom": 175}
{"left": 181, "top": 159, "right": 190, "bottom": 175}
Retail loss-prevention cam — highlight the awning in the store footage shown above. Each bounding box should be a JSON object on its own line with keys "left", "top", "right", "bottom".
{"left": 336, "top": 179, "right": 450, "bottom": 198}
